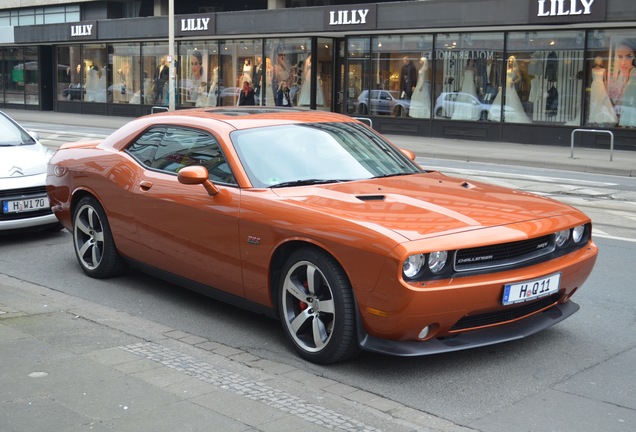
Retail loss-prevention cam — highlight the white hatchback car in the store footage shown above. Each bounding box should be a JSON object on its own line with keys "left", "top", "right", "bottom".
{"left": 0, "top": 111, "right": 61, "bottom": 232}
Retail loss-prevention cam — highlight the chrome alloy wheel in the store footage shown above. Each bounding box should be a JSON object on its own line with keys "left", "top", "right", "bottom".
{"left": 281, "top": 260, "right": 337, "bottom": 353}
{"left": 74, "top": 203, "right": 105, "bottom": 271}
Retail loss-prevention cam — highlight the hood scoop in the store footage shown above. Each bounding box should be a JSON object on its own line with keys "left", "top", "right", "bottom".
{"left": 356, "top": 195, "right": 386, "bottom": 202}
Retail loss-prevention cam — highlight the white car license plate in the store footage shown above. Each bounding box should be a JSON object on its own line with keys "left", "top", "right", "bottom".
{"left": 502, "top": 273, "right": 561, "bottom": 306}
{"left": 2, "top": 196, "right": 50, "bottom": 214}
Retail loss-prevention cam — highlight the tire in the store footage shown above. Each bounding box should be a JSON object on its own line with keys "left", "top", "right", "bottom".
{"left": 72, "top": 196, "right": 126, "bottom": 278}
{"left": 278, "top": 247, "right": 360, "bottom": 364}
{"left": 357, "top": 103, "right": 368, "bottom": 115}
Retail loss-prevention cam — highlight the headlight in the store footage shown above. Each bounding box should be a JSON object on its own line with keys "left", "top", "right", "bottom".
{"left": 555, "top": 229, "right": 570, "bottom": 248}
{"left": 427, "top": 251, "right": 448, "bottom": 274}
{"left": 572, "top": 225, "right": 585, "bottom": 243}
{"left": 403, "top": 254, "right": 425, "bottom": 279}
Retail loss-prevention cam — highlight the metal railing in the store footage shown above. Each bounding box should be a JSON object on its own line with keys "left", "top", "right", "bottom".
{"left": 570, "top": 128, "right": 614, "bottom": 162}
{"left": 353, "top": 117, "right": 373, "bottom": 129}
{"left": 151, "top": 106, "right": 170, "bottom": 114}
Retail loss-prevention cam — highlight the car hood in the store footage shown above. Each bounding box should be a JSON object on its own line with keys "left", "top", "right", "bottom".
{"left": 0, "top": 144, "right": 48, "bottom": 179}
{"left": 271, "top": 173, "right": 577, "bottom": 241}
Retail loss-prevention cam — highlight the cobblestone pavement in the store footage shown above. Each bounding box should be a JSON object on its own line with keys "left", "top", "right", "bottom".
{"left": 0, "top": 273, "right": 473, "bottom": 432}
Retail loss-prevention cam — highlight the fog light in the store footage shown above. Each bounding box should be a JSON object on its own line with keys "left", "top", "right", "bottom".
{"left": 418, "top": 326, "right": 430, "bottom": 339}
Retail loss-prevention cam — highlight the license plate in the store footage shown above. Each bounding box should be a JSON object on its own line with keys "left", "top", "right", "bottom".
{"left": 502, "top": 273, "right": 561, "bottom": 306}
{"left": 2, "top": 196, "right": 50, "bottom": 214}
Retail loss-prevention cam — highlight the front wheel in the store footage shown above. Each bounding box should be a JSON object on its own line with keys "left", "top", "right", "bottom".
{"left": 72, "top": 196, "right": 126, "bottom": 278}
{"left": 278, "top": 247, "right": 360, "bottom": 364}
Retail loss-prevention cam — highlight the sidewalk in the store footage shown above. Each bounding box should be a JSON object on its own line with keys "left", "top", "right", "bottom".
{"left": 5, "top": 108, "right": 636, "bottom": 177}
{"left": 0, "top": 273, "right": 470, "bottom": 432}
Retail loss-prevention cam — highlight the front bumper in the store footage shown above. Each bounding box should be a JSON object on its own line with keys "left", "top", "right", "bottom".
{"left": 357, "top": 300, "right": 578, "bottom": 356}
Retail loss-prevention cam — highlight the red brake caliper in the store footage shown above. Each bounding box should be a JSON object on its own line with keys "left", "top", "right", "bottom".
{"left": 298, "top": 280, "right": 309, "bottom": 311}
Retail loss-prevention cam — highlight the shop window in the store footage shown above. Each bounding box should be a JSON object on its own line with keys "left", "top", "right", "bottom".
{"left": 505, "top": 30, "right": 584, "bottom": 125}
{"left": 142, "top": 42, "right": 170, "bottom": 106}
{"left": 80, "top": 44, "right": 108, "bottom": 103}
{"left": 24, "top": 47, "right": 39, "bottom": 106}
{"left": 586, "top": 30, "right": 636, "bottom": 128}
{"left": 314, "top": 38, "right": 333, "bottom": 111}
{"left": 4, "top": 48, "right": 26, "bottom": 105}
{"left": 178, "top": 41, "right": 222, "bottom": 108}
{"left": 346, "top": 37, "right": 371, "bottom": 115}
{"left": 263, "top": 38, "right": 311, "bottom": 108}
{"left": 56, "top": 45, "right": 81, "bottom": 101}
{"left": 110, "top": 43, "right": 141, "bottom": 104}
{"left": 433, "top": 32, "right": 504, "bottom": 122}
{"left": 369, "top": 34, "right": 433, "bottom": 118}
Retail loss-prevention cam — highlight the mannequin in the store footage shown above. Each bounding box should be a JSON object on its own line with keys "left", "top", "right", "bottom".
{"left": 618, "top": 67, "right": 636, "bottom": 127}
{"left": 265, "top": 58, "right": 276, "bottom": 107}
{"left": 587, "top": 57, "right": 618, "bottom": 126}
{"left": 96, "top": 65, "right": 107, "bottom": 103}
{"left": 297, "top": 55, "right": 325, "bottom": 106}
{"left": 206, "top": 67, "right": 219, "bottom": 107}
{"left": 452, "top": 59, "right": 479, "bottom": 120}
{"left": 489, "top": 55, "right": 530, "bottom": 123}
{"left": 85, "top": 64, "right": 98, "bottom": 102}
{"left": 409, "top": 57, "right": 431, "bottom": 118}
{"left": 240, "top": 59, "right": 253, "bottom": 86}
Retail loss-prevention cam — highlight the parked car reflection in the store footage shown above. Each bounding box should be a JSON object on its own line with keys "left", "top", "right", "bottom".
{"left": 434, "top": 92, "right": 492, "bottom": 121}
{"left": 355, "top": 90, "right": 410, "bottom": 117}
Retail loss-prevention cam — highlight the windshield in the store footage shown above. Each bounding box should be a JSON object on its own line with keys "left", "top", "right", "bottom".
{"left": 232, "top": 122, "right": 423, "bottom": 188}
{"left": 0, "top": 113, "right": 36, "bottom": 147}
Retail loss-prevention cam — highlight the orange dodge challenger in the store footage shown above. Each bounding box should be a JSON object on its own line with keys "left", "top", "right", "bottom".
{"left": 46, "top": 108, "right": 597, "bottom": 364}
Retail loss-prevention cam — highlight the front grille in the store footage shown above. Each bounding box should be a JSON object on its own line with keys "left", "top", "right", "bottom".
{"left": 0, "top": 186, "right": 47, "bottom": 199}
{"left": 454, "top": 234, "right": 555, "bottom": 272}
{"left": 450, "top": 293, "right": 561, "bottom": 331}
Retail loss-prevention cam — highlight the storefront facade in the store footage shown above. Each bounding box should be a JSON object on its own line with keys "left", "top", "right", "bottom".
{"left": 2, "top": 0, "right": 636, "bottom": 149}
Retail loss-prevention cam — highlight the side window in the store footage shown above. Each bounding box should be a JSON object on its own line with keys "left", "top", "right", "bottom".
{"left": 125, "top": 127, "right": 166, "bottom": 166}
{"left": 128, "top": 126, "right": 236, "bottom": 185}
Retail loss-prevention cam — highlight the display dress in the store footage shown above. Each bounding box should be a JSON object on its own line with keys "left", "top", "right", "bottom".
{"left": 489, "top": 69, "right": 531, "bottom": 123}
{"left": 409, "top": 65, "right": 430, "bottom": 118}
{"left": 240, "top": 63, "right": 252, "bottom": 86}
{"left": 265, "top": 67, "right": 276, "bottom": 106}
{"left": 619, "top": 68, "right": 636, "bottom": 127}
{"left": 588, "top": 67, "right": 618, "bottom": 126}
{"left": 297, "top": 58, "right": 325, "bottom": 106}
{"left": 85, "top": 67, "right": 99, "bottom": 102}
{"left": 451, "top": 68, "right": 479, "bottom": 120}
{"left": 206, "top": 68, "right": 219, "bottom": 107}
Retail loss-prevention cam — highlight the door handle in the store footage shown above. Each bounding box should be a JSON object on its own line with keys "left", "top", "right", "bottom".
{"left": 139, "top": 180, "right": 153, "bottom": 191}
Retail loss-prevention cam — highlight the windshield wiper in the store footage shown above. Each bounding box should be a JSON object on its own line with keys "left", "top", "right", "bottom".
{"left": 270, "top": 179, "right": 347, "bottom": 188}
{"left": 371, "top": 172, "right": 414, "bottom": 179}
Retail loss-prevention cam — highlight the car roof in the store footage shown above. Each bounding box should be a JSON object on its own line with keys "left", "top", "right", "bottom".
{"left": 100, "top": 107, "right": 365, "bottom": 151}
{"left": 144, "top": 107, "right": 359, "bottom": 130}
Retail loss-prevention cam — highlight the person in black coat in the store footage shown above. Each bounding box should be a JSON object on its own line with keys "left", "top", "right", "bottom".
{"left": 238, "top": 81, "right": 256, "bottom": 106}
{"left": 154, "top": 56, "right": 169, "bottom": 103}
{"left": 399, "top": 56, "right": 417, "bottom": 99}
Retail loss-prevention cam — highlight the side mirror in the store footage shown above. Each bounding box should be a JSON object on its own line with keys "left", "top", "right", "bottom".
{"left": 177, "top": 166, "right": 220, "bottom": 196}
{"left": 28, "top": 130, "right": 40, "bottom": 141}
{"left": 400, "top": 148, "right": 416, "bottom": 161}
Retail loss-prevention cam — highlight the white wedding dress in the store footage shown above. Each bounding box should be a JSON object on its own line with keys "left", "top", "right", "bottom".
{"left": 409, "top": 66, "right": 430, "bottom": 118}
{"left": 489, "top": 69, "right": 530, "bottom": 123}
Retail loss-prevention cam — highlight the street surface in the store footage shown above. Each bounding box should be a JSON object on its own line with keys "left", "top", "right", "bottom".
{"left": 1, "top": 123, "right": 634, "bottom": 431}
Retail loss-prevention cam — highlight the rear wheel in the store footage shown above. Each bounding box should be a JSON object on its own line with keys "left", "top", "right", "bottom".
{"left": 278, "top": 247, "right": 360, "bottom": 364}
{"left": 72, "top": 196, "right": 126, "bottom": 278}
{"left": 357, "top": 103, "right": 368, "bottom": 114}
